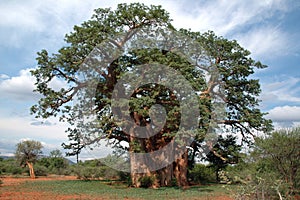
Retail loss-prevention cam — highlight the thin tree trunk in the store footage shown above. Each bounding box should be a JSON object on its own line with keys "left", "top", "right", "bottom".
{"left": 26, "top": 161, "right": 35, "bottom": 179}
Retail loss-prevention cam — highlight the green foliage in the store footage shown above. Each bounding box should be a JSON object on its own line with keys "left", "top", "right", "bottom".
{"left": 139, "top": 176, "right": 155, "bottom": 188}
{"left": 226, "top": 127, "right": 300, "bottom": 199}
{"left": 33, "top": 164, "right": 48, "bottom": 176}
{"left": 31, "top": 2, "right": 271, "bottom": 161}
{"left": 118, "top": 171, "right": 130, "bottom": 182}
{"left": 74, "top": 165, "right": 118, "bottom": 180}
{"left": 253, "top": 127, "right": 300, "bottom": 196}
{"left": 188, "top": 164, "right": 215, "bottom": 184}
{"left": 61, "top": 130, "right": 84, "bottom": 163}
{"left": 15, "top": 140, "right": 43, "bottom": 166}
{"left": 73, "top": 159, "right": 119, "bottom": 180}
{"left": 205, "top": 135, "right": 242, "bottom": 182}
{"left": 0, "top": 158, "right": 26, "bottom": 175}
{"left": 37, "top": 156, "right": 69, "bottom": 175}
{"left": 30, "top": 3, "right": 272, "bottom": 187}
{"left": 49, "top": 149, "right": 63, "bottom": 158}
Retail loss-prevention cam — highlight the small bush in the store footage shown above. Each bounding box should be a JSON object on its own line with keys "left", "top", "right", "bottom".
{"left": 34, "top": 164, "right": 48, "bottom": 176}
{"left": 189, "top": 164, "right": 215, "bottom": 184}
{"left": 11, "top": 166, "right": 24, "bottom": 175}
{"left": 119, "top": 171, "right": 131, "bottom": 185}
{"left": 139, "top": 176, "right": 155, "bottom": 188}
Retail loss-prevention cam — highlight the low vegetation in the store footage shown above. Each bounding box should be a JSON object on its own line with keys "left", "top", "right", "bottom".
{"left": 0, "top": 127, "right": 299, "bottom": 199}
{"left": 0, "top": 178, "right": 234, "bottom": 199}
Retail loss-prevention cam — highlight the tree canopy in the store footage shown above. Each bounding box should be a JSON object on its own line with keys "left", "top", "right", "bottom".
{"left": 253, "top": 128, "right": 300, "bottom": 194}
{"left": 31, "top": 3, "right": 272, "bottom": 187}
{"left": 15, "top": 140, "right": 43, "bottom": 179}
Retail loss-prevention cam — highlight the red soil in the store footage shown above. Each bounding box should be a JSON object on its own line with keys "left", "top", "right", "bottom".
{"left": 0, "top": 176, "right": 233, "bottom": 200}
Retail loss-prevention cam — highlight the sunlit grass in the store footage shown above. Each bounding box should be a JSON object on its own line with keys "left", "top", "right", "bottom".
{"left": 5, "top": 179, "right": 234, "bottom": 199}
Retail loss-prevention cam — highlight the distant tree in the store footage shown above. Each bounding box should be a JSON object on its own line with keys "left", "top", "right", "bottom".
{"left": 205, "top": 135, "right": 242, "bottom": 182}
{"left": 62, "top": 130, "right": 84, "bottom": 163}
{"left": 253, "top": 127, "right": 300, "bottom": 195}
{"left": 38, "top": 149, "right": 68, "bottom": 175}
{"left": 15, "top": 140, "right": 43, "bottom": 179}
{"left": 49, "top": 149, "right": 63, "bottom": 158}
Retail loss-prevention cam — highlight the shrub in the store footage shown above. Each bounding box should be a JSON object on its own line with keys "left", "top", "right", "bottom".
{"left": 118, "top": 171, "right": 131, "bottom": 185}
{"left": 0, "top": 159, "right": 25, "bottom": 175}
{"left": 139, "top": 176, "right": 155, "bottom": 188}
{"left": 189, "top": 164, "right": 215, "bottom": 184}
{"left": 34, "top": 164, "right": 48, "bottom": 176}
{"left": 11, "top": 166, "right": 23, "bottom": 175}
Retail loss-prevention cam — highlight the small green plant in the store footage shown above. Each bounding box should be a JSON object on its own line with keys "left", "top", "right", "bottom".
{"left": 34, "top": 164, "right": 48, "bottom": 176}
{"left": 139, "top": 176, "right": 155, "bottom": 188}
{"left": 188, "top": 164, "right": 215, "bottom": 184}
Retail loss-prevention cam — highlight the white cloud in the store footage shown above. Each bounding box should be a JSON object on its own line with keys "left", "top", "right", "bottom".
{"left": 0, "top": 115, "right": 69, "bottom": 156}
{"left": 267, "top": 105, "right": 300, "bottom": 122}
{"left": 0, "top": 68, "right": 39, "bottom": 101}
{"left": 236, "top": 26, "right": 290, "bottom": 59}
{"left": 0, "top": 116, "right": 68, "bottom": 140}
{"left": 261, "top": 76, "right": 300, "bottom": 104}
{"left": 0, "top": 0, "right": 295, "bottom": 60}
{"left": 0, "top": 0, "right": 119, "bottom": 48}
{"left": 0, "top": 68, "right": 66, "bottom": 101}
{"left": 0, "top": 115, "right": 112, "bottom": 161}
{"left": 146, "top": 0, "right": 292, "bottom": 59}
{"left": 168, "top": 0, "right": 288, "bottom": 34}
{"left": 0, "top": 74, "right": 9, "bottom": 79}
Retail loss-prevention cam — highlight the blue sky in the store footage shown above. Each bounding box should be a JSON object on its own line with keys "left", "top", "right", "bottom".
{"left": 0, "top": 0, "right": 299, "bottom": 161}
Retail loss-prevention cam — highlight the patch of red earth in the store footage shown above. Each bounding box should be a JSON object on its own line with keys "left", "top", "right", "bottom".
{"left": 0, "top": 176, "right": 100, "bottom": 200}
{"left": 0, "top": 191, "right": 91, "bottom": 200}
{"left": 1, "top": 175, "right": 78, "bottom": 186}
{"left": 0, "top": 176, "right": 234, "bottom": 200}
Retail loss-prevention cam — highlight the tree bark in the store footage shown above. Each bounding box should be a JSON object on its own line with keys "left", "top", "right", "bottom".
{"left": 158, "top": 164, "right": 173, "bottom": 187}
{"left": 26, "top": 161, "right": 35, "bottom": 179}
{"left": 174, "top": 149, "right": 189, "bottom": 188}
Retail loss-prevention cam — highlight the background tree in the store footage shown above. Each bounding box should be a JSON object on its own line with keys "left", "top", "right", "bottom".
{"left": 62, "top": 129, "right": 84, "bottom": 164}
{"left": 15, "top": 140, "right": 43, "bottom": 179}
{"left": 31, "top": 3, "right": 272, "bottom": 187}
{"left": 205, "top": 135, "right": 242, "bottom": 182}
{"left": 49, "top": 149, "right": 62, "bottom": 158}
{"left": 253, "top": 127, "right": 300, "bottom": 195}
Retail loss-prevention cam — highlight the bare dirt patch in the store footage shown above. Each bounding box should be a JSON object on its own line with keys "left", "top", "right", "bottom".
{"left": 0, "top": 176, "right": 100, "bottom": 200}
{"left": 1, "top": 175, "right": 77, "bottom": 186}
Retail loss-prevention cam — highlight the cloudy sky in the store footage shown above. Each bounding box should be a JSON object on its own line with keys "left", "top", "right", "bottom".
{"left": 0, "top": 0, "right": 299, "bottom": 161}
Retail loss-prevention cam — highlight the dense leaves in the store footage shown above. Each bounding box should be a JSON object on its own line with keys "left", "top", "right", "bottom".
{"left": 15, "top": 140, "right": 43, "bottom": 178}
{"left": 15, "top": 140, "right": 43, "bottom": 166}
{"left": 31, "top": 3, "right": 272, "bottom": 187}
{"left": 253, "top": 128, "right": 300, "bottom": 194}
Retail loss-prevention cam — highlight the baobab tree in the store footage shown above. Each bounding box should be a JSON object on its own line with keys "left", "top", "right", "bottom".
{"left": 31, "top": 3, "right": 272, "bottom": 187}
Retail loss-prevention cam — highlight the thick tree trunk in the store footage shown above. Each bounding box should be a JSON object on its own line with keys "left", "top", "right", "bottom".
{"left": 26, "top": 161, "right": 35, "bottom": 179}
{"left": 158, "top": 164, "right": 173, "bottom": 187}
{"left": 173, "top": 149, "right": 189, "bottom": 188}
{"left": 129, "top": 111, "right": 190, "bottom": 188}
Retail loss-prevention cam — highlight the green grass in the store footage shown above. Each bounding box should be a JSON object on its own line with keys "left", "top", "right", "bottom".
{"left": 15, "top": 180, "right": 233, "bottom": 199}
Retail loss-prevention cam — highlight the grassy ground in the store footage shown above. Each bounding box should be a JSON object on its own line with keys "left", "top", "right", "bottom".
{"left": 0, "top": 177, "right": 234, "bottom": 199}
